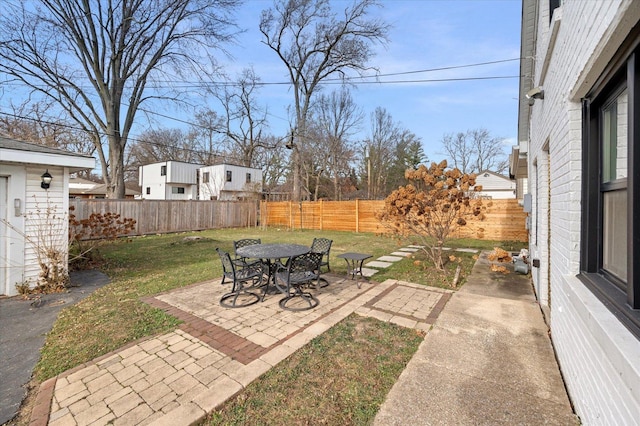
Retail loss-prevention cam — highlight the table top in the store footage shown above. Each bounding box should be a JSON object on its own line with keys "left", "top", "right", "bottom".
{"left": 236, "top": 243, "right": 310, "bottom": 260}
{"left": 337, "top": 252, "right": 373, "bottom": 261}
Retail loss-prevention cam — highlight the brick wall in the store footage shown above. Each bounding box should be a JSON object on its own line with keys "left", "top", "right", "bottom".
{"left": 527, "top": 0, "right": 640, "bottom": 422}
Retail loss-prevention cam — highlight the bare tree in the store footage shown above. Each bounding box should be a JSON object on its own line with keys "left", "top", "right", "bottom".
{"left": 215, "top": 68, "right": 270, "bottom": 167}
{"left": 362, "top": 107, "right": 401, "bottom": 199}
{"left": 0, "top": 0, "right": 239, "bottom": 198}
{"left": 440, "top": 128, "right": 509, "bottom": 174}
{"left": 312, "top": 88, "right": 361, "bottom": 200}
{"left": 259, "top": 0, "right": 388, "bottom": 201}
{"left": 128, "top": 128, "right": 195, "bottom": 166}
{"left": 255, "top": 134, "right": 290, "bottom": 194}
{"left": 189, "top": 109, "right": 227, "bottom": 165}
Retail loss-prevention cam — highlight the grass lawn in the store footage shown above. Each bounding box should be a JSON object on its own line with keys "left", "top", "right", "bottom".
{"left": 20, "top": 228, "right": 524, "bottom": 425}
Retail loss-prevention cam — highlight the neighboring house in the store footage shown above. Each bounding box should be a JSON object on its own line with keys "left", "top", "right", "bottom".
{"left": 474, "top": 170, "right": 515, "bottom": 199}
{"left": 69, "top": 177, "right": 140, "bottom": 199}
{"left": 199, "top": 164, "right": 262, "bottom": 201}
{"left": 512, "top": 0, "right": 640, "bottom": 422}
{"left": 0, "top": 137, "right": 95, "bottom": 297}
{"left": 139, "top": 161, "right": 263, "bottom": 201}
{"left": 138, "top": 161, "right": 201, "bottom": 200}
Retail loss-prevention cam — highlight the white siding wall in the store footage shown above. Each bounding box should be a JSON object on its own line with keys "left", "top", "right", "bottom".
{"left": 199, "top": 164, "right": 262, "bottom": 201}
{"left": 139, "top": 161, "right": 200, "bottom": 200}
{"left": 528, "top": 0, "right": 640, "bottom": 422}
{"left": 139, "top": 162, "right": 167, "bottom": 200}
{"left": 23, "top": 165, "right": 69, "bottom": 291}
{"left": 475, "top": 172, "right": 516, "bottom": 199}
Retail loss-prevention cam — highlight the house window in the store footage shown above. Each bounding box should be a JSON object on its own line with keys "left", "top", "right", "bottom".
{"left": 202, "top": 172, "right": 209, "bottom": 183}
{"left": 246, "top": 173, "right": 251, "bottom": 183}
{"left": 160, "top": 165, "right": 166, "bottom": 176}
{"left": 171, "top": 187, "right": 185, "bottom": 194}
{"left": 226, "top": 170, "right": 232, "bottom": 182}
{"left": 146, "top": 187, "right": 150, "bottom": 195}
{"left": 580, "top": 37, "right": 640, "bottom": 338}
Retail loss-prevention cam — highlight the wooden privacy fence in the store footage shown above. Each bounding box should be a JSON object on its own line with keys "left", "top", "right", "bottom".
{"left": 260, "top": 199, "right": 528, "bottom": 242}
{"left": 70, "top": 199, "right": 259, "bottom": 236}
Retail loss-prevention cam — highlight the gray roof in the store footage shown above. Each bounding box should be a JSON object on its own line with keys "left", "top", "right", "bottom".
{"left": 0, "top": 136, "right": 94, "bottom": 159}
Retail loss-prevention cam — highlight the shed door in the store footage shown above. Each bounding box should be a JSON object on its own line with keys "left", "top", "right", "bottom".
{"left": 0, "top": 176, "right": 7, "bottom": 295}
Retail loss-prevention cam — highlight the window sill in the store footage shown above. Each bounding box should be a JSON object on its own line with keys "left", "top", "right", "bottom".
{"left": 578, "top": 272, "right": 640, "bottom": 340}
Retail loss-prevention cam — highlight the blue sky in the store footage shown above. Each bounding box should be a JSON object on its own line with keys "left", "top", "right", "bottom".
{"left": 200, "top": 0, "right": 523, "bottom": 163}
{"left": 1, "top": 0, "right": 522, "bottom": 165}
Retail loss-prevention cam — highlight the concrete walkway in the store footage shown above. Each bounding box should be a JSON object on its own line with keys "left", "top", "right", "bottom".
{"left": 373, "top": 254, "right": 578, "bottom": 425}
{"left": 25, "top": 252, "right": 576, "bottom": 425}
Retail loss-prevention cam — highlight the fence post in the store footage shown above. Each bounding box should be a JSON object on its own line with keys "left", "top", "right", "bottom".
{"left": 356, "top": 199, "right": 360, "bottom": 233}
{"left": 320, "top": 199, "right": 323, "bottom": 230}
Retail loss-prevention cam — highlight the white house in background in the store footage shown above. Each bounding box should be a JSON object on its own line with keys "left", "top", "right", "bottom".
{"left": 512, "top": 0, "right": 640, "bottom": 422}
{"left": 138, "top": 161, "right": 262, "bottom": 201}
{"left": 138, "top": 161, "right": 201, "bottom": 200}
{"left": 474, "top": 170, "right": 515, "bottom": 199}
{"left": 0, "top": 137, "right": 95, "bottom": 297}
{"left": 199, "top": 164, "right": 262, "bottom": 201}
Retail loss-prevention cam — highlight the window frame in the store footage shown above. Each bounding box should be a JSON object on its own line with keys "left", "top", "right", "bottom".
{"left": 580, "top": 37, "right": 640, "bottom": 339}
{"left": 160, "top": 165, "right": 166, "bottom": 176}
{"left": 246, "top": 172, "right": 251, "bottom": 184}
{"left": 171, "top": 187, "right": 185, "bottom": 194}
{"left": 146, "top": 187, "right": 150, "bottom": 195}
{"left": 226, "top": 170, "right": 232, "bottom": 182}
{"left": 202, "top": 172, "right": 209, "bottom": 183}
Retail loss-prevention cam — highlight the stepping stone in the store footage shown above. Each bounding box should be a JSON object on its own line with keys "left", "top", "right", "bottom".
{"left": 456, "top": 248, "right": 479, "bottom": 253}
{"left": 378, "top": 255, "right": 404, "bottom": 262}
{"left": 391, "top": 251, "right": 412, "bottom": 257}
{"left": 399, "top": 247, "right": 419, "bottom": 252}
{"left": 407, "top": 245, "right": 424, "bottom": 249}
{"left": 366, "top": 260, "right": 393, "bottom": 268}
{"left": 442, "top": 247, "right": 452, "bottom": 251}
{"left": 361, "top": 267, "right": 379, "bottom": 277}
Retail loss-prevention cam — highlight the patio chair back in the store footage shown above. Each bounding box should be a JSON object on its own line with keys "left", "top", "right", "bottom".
{"left": 232, "top": 238, "right": 262, "bottom": 268}
{"left": 216, "top": 248, "right": 263, "bottom": 308}
{"left": 275, "top": 251, "right": 323, "bottom": 311}
{"left": 311, "top": 237, "right": 333, "bottom": 272}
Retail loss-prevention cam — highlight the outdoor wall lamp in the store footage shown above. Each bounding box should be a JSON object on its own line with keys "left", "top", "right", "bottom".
{"left": 41, "top": 169, "right": 53, "bottom": 189}
{"left": 526, "top": 87, "right": 544, "bottom": 105}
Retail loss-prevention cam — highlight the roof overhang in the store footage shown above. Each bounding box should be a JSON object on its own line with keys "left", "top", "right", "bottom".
{"left": 0, "top": 138, "right": 95, "bottom": 172}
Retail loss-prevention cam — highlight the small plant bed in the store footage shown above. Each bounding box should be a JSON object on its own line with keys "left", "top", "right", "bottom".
{"left": 203, "top": 314, "right": 425, "bottom": 425}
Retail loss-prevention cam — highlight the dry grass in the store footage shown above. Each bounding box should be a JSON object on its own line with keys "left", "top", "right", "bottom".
{"left": 203, "top": 314, "right": 425, "bottom": 425}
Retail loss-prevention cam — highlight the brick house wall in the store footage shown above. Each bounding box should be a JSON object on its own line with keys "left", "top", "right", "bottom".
{"left": 522, "top": 0, "right": 640, "bottom": 422}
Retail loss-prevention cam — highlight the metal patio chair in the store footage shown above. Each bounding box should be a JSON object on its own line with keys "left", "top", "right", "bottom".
{"left": 275, "top": 251, "right": 323, "bottom": 311}
{"left": 310, "top": 237, "right": 333, "bottom": 273}
{"left": 217, "top": 248, "right": 264, "bottom": 308}
{"left": 231, "top": 238, "right": 262, "bottom": 270}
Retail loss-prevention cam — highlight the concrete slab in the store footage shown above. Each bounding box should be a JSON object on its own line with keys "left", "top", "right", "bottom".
{"left": 377, "top": 255, "right": 404, "bottom": 262}
{"left": 373, "top": 253, "right": 578, "bottom": 426}
{"left": 361, "top": 267, "right": 379, "bottom": 277}
{"left": 455, "top": 248, "right": 480, "bottom": 253}
{"left": 398, "top": 247, "right": 419, "bottom": 252}
{"left": 366, "top": 261, "right": 393, "bottom": 268}
{"left": 390, "top": 252, "right": 412, "bottom": 257}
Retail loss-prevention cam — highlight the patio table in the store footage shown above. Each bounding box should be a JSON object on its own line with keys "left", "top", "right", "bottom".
{"left": 236, "top": 243, "right": 310, "bottom": 295}
{"left": 337, "top": 252, "right": 372, "bottom": 288}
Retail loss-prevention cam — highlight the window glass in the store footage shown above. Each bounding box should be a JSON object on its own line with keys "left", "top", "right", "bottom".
{"left": 226, "top": 171, "right": 232, "bottom": 182}
{"left": 203, "top": 172, "right": 209, "bottom": 183}
{"left": 171, "top": 187, "right": 185, "bottom": 194}
{"left": 160, "top": 165, "right": 166, "bottom": 176}
{"left": 146, "top": 187, "right": 150, "bottom": 195}
{"left": 602, "top": 190, "right": 627, "bottom": 281}
{"left": 246, "top": 173, "right": 251, "bottom": 183}
{"left": 602, "top": 89, "right": 628, "bottom": 183}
